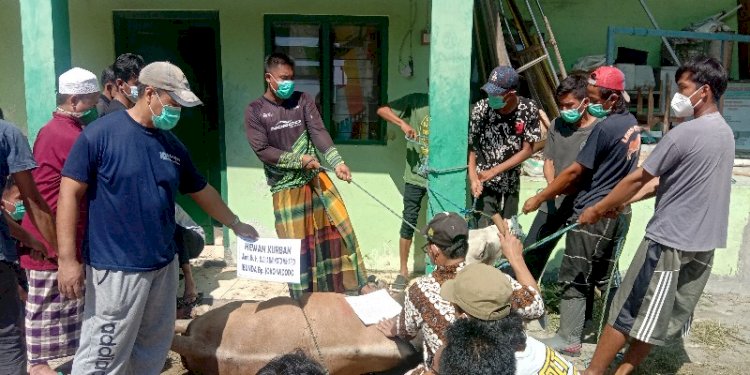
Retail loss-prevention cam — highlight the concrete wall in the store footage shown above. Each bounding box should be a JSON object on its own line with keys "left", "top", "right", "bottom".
{"left": 66, "top": 0, "right": 431, "bottom": 270}
{"left": 0, "top": 0, "right": 27, "bottom": 131}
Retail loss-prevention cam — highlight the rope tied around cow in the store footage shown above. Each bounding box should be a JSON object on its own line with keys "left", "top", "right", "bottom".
{"left": 295, "top": 298, "right": 329, "bottom": 375}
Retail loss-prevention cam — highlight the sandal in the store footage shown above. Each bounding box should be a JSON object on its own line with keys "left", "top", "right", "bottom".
{"left": 177, "top": 292, "right": 204, "bottom": 309}
{"left": 390, "top": 274, "right": 408, "bottom": 293}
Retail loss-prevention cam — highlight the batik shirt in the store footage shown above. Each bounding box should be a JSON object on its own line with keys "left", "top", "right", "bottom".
{"left": 470, "top": 97, "right": 542, "bottom": 194}
{"left": 397, "top": 262, "right": 545, "bottom": 373}
{"left": 245, "top": 92, "right": 344, "bottom": 193}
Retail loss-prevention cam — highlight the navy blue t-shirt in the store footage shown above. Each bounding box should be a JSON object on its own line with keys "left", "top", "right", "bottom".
{"left": 0, "top": 120, "right": 37, "bottom": 262}
{"left": 62, "top": 111, "right": 207, "bottom": 271}
{"left": 573, "top": 112, "right": 641, "bottom": 216}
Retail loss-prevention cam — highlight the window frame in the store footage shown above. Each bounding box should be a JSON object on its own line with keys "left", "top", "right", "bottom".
{"left": 264, "top": 14, "right": 389, "bottom": 145}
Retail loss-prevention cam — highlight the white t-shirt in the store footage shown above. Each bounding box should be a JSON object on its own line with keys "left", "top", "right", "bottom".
{"left": 515, "top": 336, "right": 579, "bottom": 375}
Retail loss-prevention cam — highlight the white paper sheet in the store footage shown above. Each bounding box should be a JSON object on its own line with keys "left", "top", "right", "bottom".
{"left": 345, "top": 289, "right": 403, "bottom": 326}
{"left": 236, "top": 238, "right": 302, "bottom": 284}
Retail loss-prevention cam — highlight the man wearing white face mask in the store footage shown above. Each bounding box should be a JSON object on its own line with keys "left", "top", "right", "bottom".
{"left": 58, "top": 61, "right": 259, "bottom": 374}
{"left": 579, "top": 57, "right": 733, "bottom": 375}
{"left": 469, "top": 65, "right": 542, "bottom": 226}
{"left": 103, "top": 53, "right": 145, "bottom": 115}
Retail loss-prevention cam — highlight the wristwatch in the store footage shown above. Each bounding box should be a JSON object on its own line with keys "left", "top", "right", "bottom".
{"left": 228, "top": 215, "right": 240, "bottom": 228}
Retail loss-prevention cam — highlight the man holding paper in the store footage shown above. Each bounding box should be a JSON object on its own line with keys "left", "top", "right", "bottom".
{"left": 245, "top": 52, "right": 367, "bottom": 298}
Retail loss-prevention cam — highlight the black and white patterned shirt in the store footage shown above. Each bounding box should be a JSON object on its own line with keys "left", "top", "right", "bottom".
{"left": 469, "top": 97, "right": 542, "bottom": 194}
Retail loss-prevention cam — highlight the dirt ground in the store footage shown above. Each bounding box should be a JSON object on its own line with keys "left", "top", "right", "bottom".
{"left": 49, "top": 264, "right": 750, "bottom": 375}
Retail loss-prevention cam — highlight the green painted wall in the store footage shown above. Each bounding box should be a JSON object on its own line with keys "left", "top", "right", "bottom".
{"left": 535, "top": 0, "right": 741, "bottom": 77}
{"left": 0, "top": 0, "right": 27, "bottom": 132}
{"left": 20, "top": 0, "right": 71, "bottom": 144}
{"left": 6, "top": 0, "right": 749, "bottom": 276}
{"left": 66, "top": 0, "right": 431, "bottom": 270}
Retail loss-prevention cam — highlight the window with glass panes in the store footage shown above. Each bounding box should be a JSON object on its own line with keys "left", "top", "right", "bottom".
{"left": 264, "top": 15, "right": 388, "bottom": 144}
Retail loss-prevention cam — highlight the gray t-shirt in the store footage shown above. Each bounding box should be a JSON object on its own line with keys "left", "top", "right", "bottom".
{"left": 540, "top": 118, "right": 597, "bottom": 213}
{"left": 643, "top": 112, "right": 734, "bottom": 251}
{"left": 0, "top": 120, "right": 37, "bottom": 261}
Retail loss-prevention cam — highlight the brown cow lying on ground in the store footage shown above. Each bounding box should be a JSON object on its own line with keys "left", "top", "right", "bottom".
{"left": 172, "top": 292, "right": 419, "bottom": 375}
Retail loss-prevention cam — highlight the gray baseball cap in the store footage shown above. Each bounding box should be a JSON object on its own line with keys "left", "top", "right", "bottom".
{"left": 139, "top": 61, "right": 203, "bottom": 107}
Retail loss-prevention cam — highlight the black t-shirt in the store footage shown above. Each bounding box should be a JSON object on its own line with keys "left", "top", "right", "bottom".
{"left": 573, "top": 112, "right": 641, "bottom": 216}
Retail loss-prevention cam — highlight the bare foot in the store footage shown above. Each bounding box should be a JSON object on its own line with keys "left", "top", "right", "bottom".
{"left": 30, "top": 364, "right": 58, "bottom": 375}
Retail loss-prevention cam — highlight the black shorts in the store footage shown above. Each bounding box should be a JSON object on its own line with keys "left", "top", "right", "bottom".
{"left": 475, "top": 188, "right": 519, "bottom": 228}
{"left": 399, "top": 183, "right": 427, "bottom": 239}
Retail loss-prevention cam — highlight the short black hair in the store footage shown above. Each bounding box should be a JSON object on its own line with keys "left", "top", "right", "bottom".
{"left": 265, "top": 52, "right": 295, "bottom": 73}
{"left": 256, "top": 349, "right": 327, "bottom": 375}
{"left": 137, "top": 83, "right": 148, "bottom": 98}
{"left": 0, "top": 107, "right": 3, "bottom": 120}
{"left": 675, "top": 56, "right": 728, "bottom": 100}
{"left": 438, "top": 237, "right": 468, "bottom": 260}
{"left": 556, "top": 73, "right": 588, "bottom": 101}
{"left": 439, "top": 317, "right": 517, "bottom": 375}
{"left": 101, "top": 66, "right": 116, "bottom": 86}
{"left": 112, "top": 53, "right": 145, "bottom": 83}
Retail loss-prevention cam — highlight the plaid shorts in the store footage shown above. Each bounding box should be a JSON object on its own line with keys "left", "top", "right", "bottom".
{"left": 25, "top": 269, "right": 85, "bottom": 364}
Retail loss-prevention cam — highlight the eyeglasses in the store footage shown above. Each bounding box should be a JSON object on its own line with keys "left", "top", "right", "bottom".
{"left": 421, "top": 242, "right": 432, "bottom": 253}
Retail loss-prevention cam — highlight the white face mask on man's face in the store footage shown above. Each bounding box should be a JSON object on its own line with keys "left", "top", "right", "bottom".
{"left": 670, "top": 85, "right": 706, "bottom": 118}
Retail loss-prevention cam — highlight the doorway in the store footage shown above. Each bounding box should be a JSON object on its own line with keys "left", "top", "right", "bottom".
{"left": 114, "top": 11, "right": 224, "bottom": 244}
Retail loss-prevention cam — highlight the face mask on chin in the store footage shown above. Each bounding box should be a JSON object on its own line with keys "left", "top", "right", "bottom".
{"left": 56, "top": 105, "right": 98, "bottom": 125}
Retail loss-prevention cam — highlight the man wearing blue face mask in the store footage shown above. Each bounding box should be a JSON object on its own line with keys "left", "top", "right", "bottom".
{"left": 245, "top": 53, "right": 367, "bottom": 299}
{"left": 523, "top": 66, "right": 639, "bottom": 356}
{"left": 58, "top": 61, "right": 259, "bottom": 374}
{"left": 103, "top": 53, "right": 145, "bottom": 116}
{"left": 522, "top": 73, "right": 599, "bottom": 280}
{"left": 469, "top": 65, "right": 542, "bottom": 226}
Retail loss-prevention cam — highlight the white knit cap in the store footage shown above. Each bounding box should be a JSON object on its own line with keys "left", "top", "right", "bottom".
{"left": 58, "top": 67, "right": 99, "bottom": 95}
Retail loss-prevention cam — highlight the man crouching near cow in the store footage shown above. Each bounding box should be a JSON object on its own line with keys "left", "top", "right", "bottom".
{"left": 376, "top": 212, "right": 544, "bottom": 375}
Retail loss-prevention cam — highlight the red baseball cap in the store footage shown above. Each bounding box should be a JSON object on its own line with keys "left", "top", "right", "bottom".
{"left": 588, "top": 66, "right": 630, "bottom": 103}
